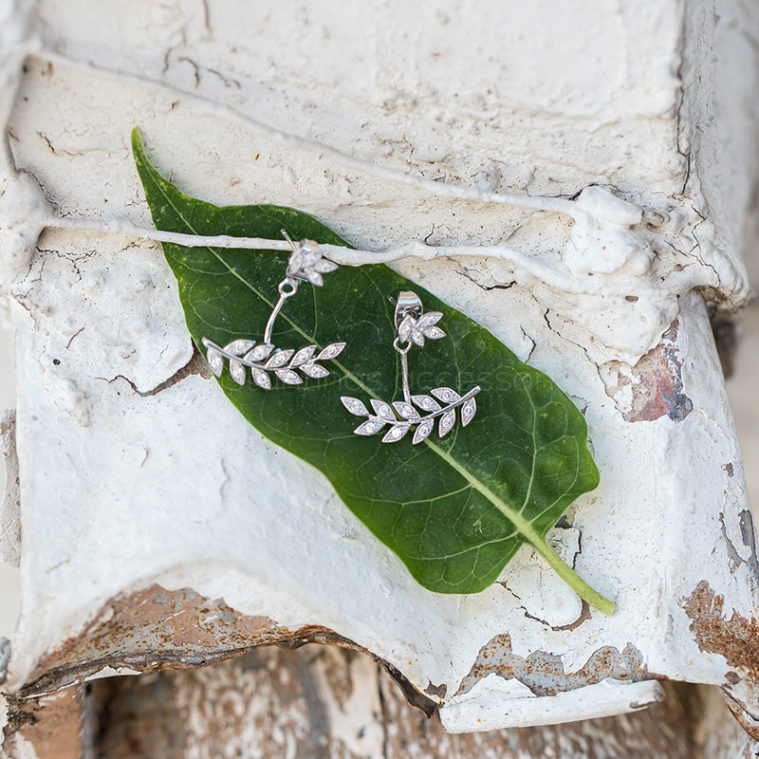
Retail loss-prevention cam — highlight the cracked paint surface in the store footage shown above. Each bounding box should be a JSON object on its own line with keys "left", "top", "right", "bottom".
{"left": 1, "top": 0, "right": 759, "bottom": 741}
{"left": 455, "top": 632, "right": 648, "bottom": 699}
{"left": 599, "top": 320, "right": 693, "bottom": 422}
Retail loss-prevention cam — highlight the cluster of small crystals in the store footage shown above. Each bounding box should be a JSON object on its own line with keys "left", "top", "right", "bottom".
{"left": 340, "top": 387, "right": 478, "bottom": 444}
{"left": 286, "top": 242, "right": 338, "bottom": 286}
{"left": 203, "top": 337, "right": 345, "bottom": 389}
{"left": 397, "top": 311, "right": 446, "bottom": 346}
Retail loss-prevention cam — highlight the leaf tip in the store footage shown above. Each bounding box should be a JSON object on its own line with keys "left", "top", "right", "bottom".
{"left": 130, "top": 126, "right": 144, "bottom": 157}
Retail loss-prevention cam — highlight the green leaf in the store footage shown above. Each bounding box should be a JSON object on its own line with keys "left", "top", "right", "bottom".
{"left": 131, "top": 128, "right": 614, "bottom": 615}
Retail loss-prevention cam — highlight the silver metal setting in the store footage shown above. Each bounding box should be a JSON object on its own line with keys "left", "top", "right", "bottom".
{"left": 341, "top": 291, "right": 481, "bottom": 444}
{"left": 202, "top": 231, "right": 345, "bottom": 389}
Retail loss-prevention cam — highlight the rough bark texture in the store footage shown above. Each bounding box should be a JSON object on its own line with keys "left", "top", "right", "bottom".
{"left": 4, "top": 646, "right": 759, "bottom": 759}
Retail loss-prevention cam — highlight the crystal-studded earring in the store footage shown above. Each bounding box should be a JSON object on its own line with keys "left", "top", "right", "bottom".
{"left": 201, "top": 231, "right": 346, "bottom": 389}
{"left": 341, "top": 291, "right": 480, "bottom": 444}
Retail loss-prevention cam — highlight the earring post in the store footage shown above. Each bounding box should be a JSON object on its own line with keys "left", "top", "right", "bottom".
{"left": 281, "top": 228, "right": 297, "bottom": 251}
{"left": 399, "top": 348, "right": 412, "bottom": 404}
{"left": 263, "top": 279, "right": 298, "bottom": 345}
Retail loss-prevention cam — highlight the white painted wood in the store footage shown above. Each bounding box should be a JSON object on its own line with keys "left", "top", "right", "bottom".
{"left": 1, "top": 0, "right": 758, "bottom": 740}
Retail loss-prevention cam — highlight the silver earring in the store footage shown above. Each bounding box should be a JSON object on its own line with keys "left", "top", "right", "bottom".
{"left": 341, "top": 291, "right": 480, "bottom": 444}
{"left": 202, "top": 231, "right": 345, "bottom": 389}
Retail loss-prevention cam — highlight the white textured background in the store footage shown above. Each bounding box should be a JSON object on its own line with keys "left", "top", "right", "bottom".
{"left": 0, "top": 1, "right": 757, "bottom": 722}
{"left": 0, "top": 306, "right": 18, "bottom": 639}
{"left": 730, "top": 302, "right": 759, "bottom": 508}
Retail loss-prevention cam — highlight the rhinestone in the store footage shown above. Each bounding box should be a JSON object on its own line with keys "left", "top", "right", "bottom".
{"left": 315, "top": 259, "right": 338, "bottom": 273}
{"left": 206, "top": 347, "right": 224, "bottom": 377}
{"left": 245, "top": 344, "right": 274, "bottom": 362}
{"left": 461, "top": 398, "right": 477, "bottom": 426}
{"left": 382, "top": 424, "right": 410, "bottom": 443}
{"left": 355, "top": 420, "right": 385, "bottom": 436}
{"left": 392, "top": 401, "right": 420, "bottom": 421}
{"left": 417, "top": 312, "right": 443, "bottom": 329}
{"left": 341, "top": 397, "right": 369, "bottom": 416}
{"left": 223, "top": 338, "right": 256, "bottom": 356}
{"left": 412, "top": 395, "right": 441, "bottom": 412}
{"left": 252, "top": 368, "right": 271, "bottom": 389}
{"left": 301, "top": 363, "right": 329, "bottom": 378}
{"left": 438, "top": 409, "right": 456, "bottom": 438}
{"left": 318, "top": 343, "right": 346, "bottom": 361}
{"left": 291, "top": 346, "right": 316, "bottom": 366}
{"left": 229, "top": 359, "right": 246, "bottom": 385}
{"left": 275, "top": 369, "right": 303, "bottom": 385}
{"left": 370, "top": 399, "right": 396, "bottom": 421}
{"left": 431, "top": 387, "right": 459, "bottom": 403}
{"left": 423, "top": 326, "right": 446, "bottom": 340}
{"left": 266, "top": 349, "right": 294, "bottom": 368}
{"left": 412, "top": 419, "right": 434, "bottom": 444}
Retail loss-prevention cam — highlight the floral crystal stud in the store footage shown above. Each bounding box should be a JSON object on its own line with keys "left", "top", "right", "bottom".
{"left": 341, "top": 291, "right": 480, "bottom": 444}
{"left": 201, "top": 231, "right": 345, "bottom": 389}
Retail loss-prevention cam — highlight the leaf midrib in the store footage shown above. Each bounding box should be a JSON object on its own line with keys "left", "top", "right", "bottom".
{"left": 144, "top": 156, "right": 545, "bottom": 552}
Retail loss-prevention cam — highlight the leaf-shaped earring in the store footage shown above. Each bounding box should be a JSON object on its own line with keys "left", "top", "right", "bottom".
{"left": 341, "top": 291, "right": 481, "bottom": 444}
{"left": 201, "top": 231, "right": 345, "bottom": 389}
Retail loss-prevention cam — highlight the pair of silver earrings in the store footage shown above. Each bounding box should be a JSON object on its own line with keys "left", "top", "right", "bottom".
{"left": 202, "top": 233, "right": 480, "bottom": 444}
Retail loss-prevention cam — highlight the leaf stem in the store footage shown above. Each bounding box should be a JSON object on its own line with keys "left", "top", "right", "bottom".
{"left": 427, "top": 441, "right": 615, "bottom": 615}
{"left": 528, "top": 533, "right": 616, "bottom": 616}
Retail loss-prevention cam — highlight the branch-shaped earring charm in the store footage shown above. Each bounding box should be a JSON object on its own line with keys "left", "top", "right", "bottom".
{"left": 202, "top": 231, "right": 345, "bottom": 389}
{"left": 341, "top": 291, "right": 481, "bottom": 444}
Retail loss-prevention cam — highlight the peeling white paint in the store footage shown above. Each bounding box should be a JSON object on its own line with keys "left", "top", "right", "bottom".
{"left": 500, "top": 528, "right": 584, "bottom": 630}
{"left": 441, "top": 676, "right": 664, "bottom": 733}
{"left": 0, "top": 412, "right": 19, "bottom": 568}
{"left": 0, "top": 0, "right": 758, "bottom": 737}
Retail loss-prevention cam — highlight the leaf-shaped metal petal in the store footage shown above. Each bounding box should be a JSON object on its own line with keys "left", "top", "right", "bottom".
{"left": 382, "top": 424, "right": 410, "bottom": 443}
{"left": 317, "top": 343, "right": 346, "bottom": 361}
{"left": 411, "top": 329, "right": 425, "bottom": 347}
{"left": 354, "top": 419, "right": 386, "bottom": 436}
{"left": 251, "top": 368, "right": 271, "bottom": 390}
{"left": 266, "top": 349, "right": 294, "bottom": 368}
{"left": 341, "top": 396, "right": 369, "bottom": 417}
{"left": 291, "top": 345, "right": 316, "bottom": 367}
{"left": 412, "top": 419, "right": 434, "bottom": 444}
{"left": 416, "top": 312, "right": 443, "bottom": 329}
{"left": 438, "top": 409, "right": 456, "bottom": 438}
{"left": 229, "top": 359, "right": 246, "bottom": 385}
{"left": 424, "top": 327, "right": 445, "bottom": 340}
{"left": 398, "top": 314, "right": 415, "bottom": 343}
{"left": 411, "top": 394, "right": 442, "bottom": 412}
{"left": 422, "top": 326, "right": 446, "bottom": 340}
{"left": 223, "top": 338, "right": 256, "bottom": 356}
{"left": 314, "top": 259, "right": 338, "bottom": 273}
{"left": 392, "top": 401, "right": 421, "bottom": 421}
{"left": 301, "top": 363, "right": 330, "bottom": 379}
{"left": 431, "top": 387, "right": 461, "bottom": 404}
{"left": 245, "top": 344, "right": 274, "bottom": 362}
{"left": 205, "top": 346, "right": 224, "bottom": 377}
{"left": 307, "top": 271, "right": 324, "bottom": 287}
{"left": 461, "top": 397, "right": 477, "bottom": 427}
{"left": 370, "top": 399, "right": 396, "bottom": 421}
{"left": 275, "top": 369, "right": 303, "bottom": 385}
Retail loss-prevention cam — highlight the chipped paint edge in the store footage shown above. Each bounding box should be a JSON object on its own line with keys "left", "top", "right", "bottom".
{"left": 440, "top": 676, "right": 664, "bottom": 733}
